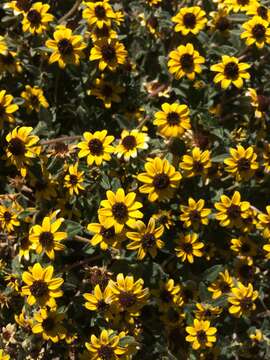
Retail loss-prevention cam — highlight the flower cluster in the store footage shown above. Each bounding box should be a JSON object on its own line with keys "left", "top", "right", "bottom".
{"left": 0, "top": 0, "right": 270, "bottom": 358}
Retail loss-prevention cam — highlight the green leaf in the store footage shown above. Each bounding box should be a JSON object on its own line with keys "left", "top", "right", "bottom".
{"left": 203, "top": 264, "right": 223, "bottom": 282}
{"left": 65, "top": 220, "right": 83, "bottom": 238}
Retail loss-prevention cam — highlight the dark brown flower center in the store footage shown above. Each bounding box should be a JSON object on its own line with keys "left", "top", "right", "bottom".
{"left": 153, "top": 173, "right": 170, "bottom": 190}
{"left": 119, "top": 291, "right": 136, "bottom": 308}
{"left": 16, "top": 0, "right": 32, "bottom": 12}
{"left": 101, "top": 84, "right": 113, "bottom": 97}
{"left": 98, "top": 345, "right": 114, "bottom": 360}
{"left": 27, "top": 9, "right": 41, "bottom": 25}
{"left": 224, "top": 61, "right": 239, "bottom": 80}
{"left": 160, "top": 289, "right": 172, "bottom": 303}
{"left": 94, "top": 5, "right": 106, "bottom": 19}
{"left": 241, "top": 242, "right": 251, "bottom": 254}
{"left": 101, "top": 44, "right": 116, "bottom": 62}
{"left": 30, "top": 280, "right": 48, "bottom": 298}
{"left": 257, "top": 6, "right": 268, "bottom": 19}
{"left": 69, "top": 174, "right": 78, "bottom": 185}
{"left": 58, "top": 39, "right": 73, "bottom": 55}
{"left": 8, "top": 138, "right": 26, "bottom": 156}
{"left": 197, "top": 330, "right": 207, "bottom": 343}
{"left": 39, "top": 231, "right": 54, "bottom": 248}
{"left": 237, "top": 0, "right": 249, "bottom": 5}
{"left": 238, "top": 158, "right": 251, "bottom": 171}
{"left": 88, "top": 138, "right": 103, "bottom": 155}
{"left": 100, "top": 226, "right": 115, "bottom": 239}
{"left": 112, "top": 202, "right": 128, "bottom": 221}
{"left": 122, "top": 135, "right": 136, "bottom": 150}
{"left": 142, "top": 233, "right": 156, "bottom": 249}
{"left": 252, "top": 24, "right": 266, "bottom": 40}
{"left": 193, "top": 161, "right": 204, "bottom": 173}
{"left": 182, "top": 242, "right": 193, "bottom": 253}
{"left": 190, "top": 210, "right": 201, "bottom": 222}
{"left": 3, "top": 211, "right": 12, "bottom": 222}
{"left": 219, "top": 281, "right": 230, "bottom": 292}
{"left": 183, "top": 12, "right": 196, "bottom": 29}
{"left": 167, "top": 112, "right": 180, "bottom": 125}
{"left": 227, "top": 204, "right": 241, "bottom": 219}
{"left": 180, "top": 53, "right": 194, "bottom": 72}
{"left": 216, "top": 17, "right": 230, "bottom": 32}
{"left": 240, "top": 298, "right": 253, "bottom": 311}
{"left": 42, "top": 317, "right": 55, "bottom": 332}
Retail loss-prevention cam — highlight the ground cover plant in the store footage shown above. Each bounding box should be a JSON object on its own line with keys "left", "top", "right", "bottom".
{"left": 1, "top": 0, "right": 270, "bottom": 359}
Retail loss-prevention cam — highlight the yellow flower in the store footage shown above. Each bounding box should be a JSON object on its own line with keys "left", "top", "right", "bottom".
{"left": 89, "top": 24, "right": 117, "bottom": 42}
{"left": 90, "top": 38, "right": 128, "bottom": 71}
{"left": 0, "top": 204, "right": 20, "bottom": 233}
{"left": 29, "top": 215, "right": 67, "bottom": 260}
{"left": 115, "top": 129, "right": 149, "bottom": 161}
{"left": 82, "top": 1, "right": 116, "bottom": 29}
{"left": 0, "top": 36, "right": 8, "bottom": 55}
{"left": 224, "top": 145, "right": 259, "bottom": 181}
{"left": 208, "top": 8, "right": 231, "bottom": 34}
{"left": 168, "top": 43, "right": 205, "bottom": 80}
{"left": 0, "top": 90, "right": 18, "bottom": 128}
{"left": 249, "top": 329, "right": 264, "bottom": 343}
{"left": 153, "top": 102, "right": 191, "bottom": 138}
{"left": 211, "top": 56, "right": 250, "bottom": 89}
{"left": 21, "top": 85, "right": 49, "bottom": 113}
{"left": 152, "top": 279, "right": 182, "bottom": 310}
{"left": 257, "top": 205, "right": 270, "bottom": 238}
{"left": 0, "top": 349, "right": 10, "bottom": 360}
{"left": 247, "top": 3, "right": 270, "bottom": 21}
{"left": 215, "top": 191, "right": 251, "bottom": 228}
{"left": 175, "top": 232, "right": 204, "bottom": 263}
{"left": 98, "top": 188, "right": 143, "bottom": 233}
{"left": 88, "top": 77, "right": 124, "bottom": 109}
{"left": 87, "top": 218, "right": 125, "bottom": 250}
{"left": 241, "top": 16, "right": 270, "bottom": 48}
{"left": 230, "top": 236, "right": 256, "bottom": 258}
{"left": 64, "top": 162, "right": 85, "bottom": 196}
{"left": 77, "top": 130, "right": 114, "bottom": 166}
{"left": 5, "top": 126, "right": 41, "bottom": 177}
{"left": 180, "top": 198, "right": 211, "bottom": 229}
{"left": 15, "top": 309, "right": 33, "bottom": 329}
{"left": 180, "top": 147, "right": 211, "bottom": 178}
{"left": 228, "top": 282, "right": 258, "bottom": 317}
{"left": 172, "top": 6, "right": 207, "bottom": 35}
{"left": 137, "top": 157, "right": 182, "bottom": 202}
{"left": 46, "top": 26, "right": 86, "bottom": 68}
{"left": 18, "top": 235, "right": 32, "bottom": 261}
{"left": 108, "top": 273, "right": 149, "bottom": 313}
{"left": 5, "top": 274, "right": 20, "bottom": 292}
{"left": 85, "top": 329, "right": 128, "bottom": 360}
{"left": 126, "top": 217, "right": 164, "bottom": 260}
{"left": 194, "top": 303, "right": 222, "bottom": 320}
{"left": 147, "top": 0, "right": 162, "bottom": 5}
{"left": 246, "top": 87, "right": 269, "bottom": 118}
{"left": 0, "top": 50, "right": 21, "bottom": 75}
{"left": 226, "top": 0, "right": 257, "bottom": 13}
{"left": 152, "top": 209, "right": 174, "bottom": 229}
{"left": 186, "top": 319, "right": 217, "bottom": 350}
{"left": 208, "top": 270, "right": 233, "bottom": 299}
{"left": 32, "top": 308, "right": 66, "bottom": 343}
{"left": 4, "top": 0, "right": 32, "bottom": 15}
{"left": 22, "top": 2, "right": 53, "bottom": 34}
{"left": 83, "top": 284, "right": 112, "bottom": 313}
{"left": 21, "top": 263, "right": 64, "bottom": 308}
